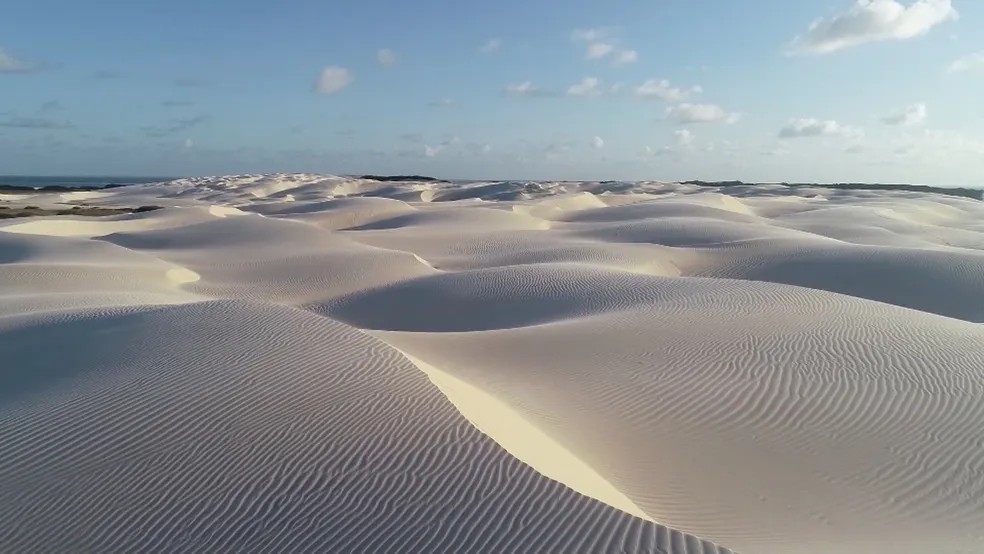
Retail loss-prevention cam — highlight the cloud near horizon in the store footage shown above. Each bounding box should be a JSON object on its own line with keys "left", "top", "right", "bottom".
{"left": 881, "top": 102, "right": 928, "bottom": 126}
{"left": 634, "top": 79, "right": 702, "bottom": 102}
{"left": 567, "top": 77, "right": 601, "bottom": 97}
{"left": 780, "top": 118, "right": 864, "bottom": 139}
{"left": 787, "top": 0, "right": 958, "bottom": 55}
{"left": 666, "top": 103, "right": 739, "bottom": 124}
{"left": 947, "top": 51, "right": 984, "bottom": 73}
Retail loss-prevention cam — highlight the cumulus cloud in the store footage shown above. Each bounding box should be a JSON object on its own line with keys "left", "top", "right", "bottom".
{"left": 0, "top": 48, "right": 37, "bottom": 73}
{"left": 586, "top": 42, "right": 615, "bottom": 60}
{"left": 614, "top": 50, "right": 638, "bottom": 65}
{"left": 567, "top": 77, "right": 601, "bottom": 97}
{"left": 881, "top": 102, "right": 927, "bottom": 126}
{"left": 424, "top": 144, "right": 442, "bottom": 157}
{"left": 314, "top": 66, "right": 353, "bottom": 94}
{"left": 787, "top": 0, "right": 958, "bottom": 55}
{"left": 480, "top": 38, "right": 503, "bottom": 53}
{"left": 947, "top": 51, "right": 984, "bottom": 73}
{"left": 571, "top": 28, "right": 638, "bottom": 65}
{"left": 666, "top": 103, "right": 740, "bottom": 124}
{"left": 377, "top": 49, "right": 397, "bottom": 66}
{"left": 592, "top": 136, "right": 605, "bottom": 149}
{"left": 779, "top": 118, "right": 863, "bottom": 139}
{"left": 634, "top": 79, "right": 702, "bottom": 102}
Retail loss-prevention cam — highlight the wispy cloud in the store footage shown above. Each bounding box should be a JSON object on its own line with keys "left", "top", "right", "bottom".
{"left": 947, "top": 51, "right": 984, "bottom": 73}
{"left": 666, "top": 103, "right": 740, "bottom": 124}
{"left": 0, "top": 117, "right": 73, "bottom": 129}
{"left": 480, "top": 38, "right": 503, "bottom": 54}
{"left": 881, "top": 102, "right": 927, "bottom": 126}
{"left": 314, "top": 66, "right": 353, "bottom": 94}
{"left": 567, "top": 77, "right": 601, "bottom": 97}
{"left": 142, "top": 115, "right": 209, "bottom": 138}
{"left": 174, "top": 78, "right": 209, "bottom": 87}
{"left": 93, "top": 70, "right": 122, "bottom": 80}
{"left": 779, "top": 118, "right": 863, "bottom": 139}
{"left": 161, "top": 100, "right": 195, "bottom": 108}
{"left": 787, "top": 0, "right": 958, "bottom": 55}
{"left": 674, "top": 129, "right": 695, "bottom": 149}
{"left": 504, "top": 81, "right": 556, "bottom": 97}
{"left": 377, "top": 49, "right": 397, "bottom": 66}
{"left": 428, "top": 98, "right": 455, "bottom": 108}
{"left": 634, "top": 79, "right": 702, "bottom": 102}
{"left": 0, "top": 47, "right": 38, "bottom": 73}
{"left": 39, "top": 100, "right": 63, "bottom": 113}
{"left": 592, "top": 136, "right": 605, "bottom": 149}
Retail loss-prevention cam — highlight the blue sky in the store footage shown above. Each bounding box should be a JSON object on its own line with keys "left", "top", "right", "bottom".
{"left": 1, "top": 0, "right": 982, "bottom": 184}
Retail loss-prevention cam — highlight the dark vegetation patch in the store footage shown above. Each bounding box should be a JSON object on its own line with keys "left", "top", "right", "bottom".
{"left": 0, "top": 205, "right": 162, "bottom": 219}
{"left": 358, "top": 175, "right": 447, "bottom": 183}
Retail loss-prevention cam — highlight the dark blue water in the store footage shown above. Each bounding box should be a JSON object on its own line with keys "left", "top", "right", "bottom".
{"left": 0, "top": 176, "right": 175, "bottom": 189}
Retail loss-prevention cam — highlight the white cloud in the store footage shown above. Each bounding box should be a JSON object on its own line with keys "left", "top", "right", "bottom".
{"left": 567, "top": 77, "right": 601, "bottom": 97}
{"left": 424, "top": 144, "right": 443, "bottom": 157}
{"left": 592, "top": 136, "right": 605, "bottom": 149}
{"left": 377, "top": 49, "right": 397, "bottom": 66}
{"left": 429, "top": 98, "right": 455, "bottom": 107}
{"left": 0, "top": 48, "right": 37, "bottom": 73}
{"left": 674, "top": 129, "right": 695, "bottom": 148}
{"left": 614, "top": 50, "right": 638, "bottom": 65}
{"left": 787, "top": 0, "right": 958, "bottom": 55}
{"left": 505, "top": 81, "right": 538, "bottom": 96}
{"left": 666, "top": 103, "right": 740, "bottom": 124}
{"left": 183, "top": 138, "right": 194, "bottom": 149}
{"left": 480, "top": 38, "right": 503, "bottom": 53}
{"left": 314, "top": 66, "right": 353, "bottom": 94}
{"left": 844, "top": 143, "right": 865, "bottom": 153}
{"left": 779, "top": 118, "right": 864, "bottom": 139}
{"left": 881, "top": 102, "right": 927, "bottom": 126}
{"left": 586, "top": 42, "right": 615, "bottom": 60}
{"left": 635, "top": 79, "right": 702, "bottom": 102}
{"left": 947, "top": 51, "right": 984, "bottom": 73}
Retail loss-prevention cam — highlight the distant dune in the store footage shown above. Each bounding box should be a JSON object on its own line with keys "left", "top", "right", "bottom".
{"left": 3, "top": 173, "right": 984, "bottom": 553}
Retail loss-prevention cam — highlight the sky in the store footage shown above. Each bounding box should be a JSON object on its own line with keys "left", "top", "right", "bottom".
{"left": 1, "top": 0, "right": 983, "bottom": 185}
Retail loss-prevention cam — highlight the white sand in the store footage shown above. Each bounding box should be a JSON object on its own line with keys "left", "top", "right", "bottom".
{"left": 2, "top": 174, "right": 984, "bottom": 553}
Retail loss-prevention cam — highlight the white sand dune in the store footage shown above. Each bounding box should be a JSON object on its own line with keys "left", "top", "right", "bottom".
{"left": 3, "top": 173, "right": 984, "bottom": 553}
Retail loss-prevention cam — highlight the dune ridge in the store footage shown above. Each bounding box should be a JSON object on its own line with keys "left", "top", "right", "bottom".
{"left": 3, "top": 173, "right": 984, "bottom": 553}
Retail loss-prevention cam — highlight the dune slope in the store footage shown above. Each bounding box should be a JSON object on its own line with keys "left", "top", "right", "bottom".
{"left": 4, "top": 173, "right": 984, "bottom": 553}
